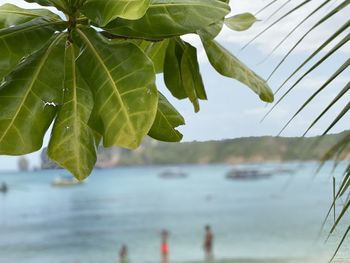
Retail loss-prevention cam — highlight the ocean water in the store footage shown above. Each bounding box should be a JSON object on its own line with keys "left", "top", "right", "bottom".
{"left": 0, "top": 162, "right": 349, "bottom": 263}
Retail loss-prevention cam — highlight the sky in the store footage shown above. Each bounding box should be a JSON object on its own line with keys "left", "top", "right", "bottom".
{"left": 0, "top": 0, "right": 349, "bottom": 170}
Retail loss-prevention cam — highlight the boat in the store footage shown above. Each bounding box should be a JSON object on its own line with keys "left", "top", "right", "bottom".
{"left": 273, "top": 168, "right": 294, "bottom": 174}
{"left": 51, "top": 175, "right": 84, "bottom": 187}
{"left": 159, "top": 169, "right": 188, "bottom": 179}
{"left": 226, "top": 169, "right": 271, "bottom": 180}
{"left": 0, "top": 182, "right": 8, "bottom": 193}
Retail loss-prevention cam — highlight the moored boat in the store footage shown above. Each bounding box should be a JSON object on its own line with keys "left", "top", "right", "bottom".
{"left": 226, "top": 169, "right": 271, "bottom": 180}
{"left": 0, "top": 182, "right": 8, "bottom": 193}
{"left": 51, "top": 175, "right": 84, "bottom": 187}
{"left": 159, "top": 169, "right": 188, "bottom": 179}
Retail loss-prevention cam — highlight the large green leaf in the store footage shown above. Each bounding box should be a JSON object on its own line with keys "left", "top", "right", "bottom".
{"left": 0, "top": 3, "right": 61, "bottom": 28}
{"left": 225, "top": 13, "right": 257, "bottom": 32}
{"left": 164, "top": 38, "right": 187, "bottom": 100}
{"left": 74, "top": 28, "right": 158, "bottom": 149}
{"left": 148, "top": 92, "right": 185, "bottom": 142}
{"left": 0, "top": 17, "right": 65, "bottom": 81}
{"left": 0, "top": 34, "right": 66, "bottom": 155}
{"left": 103, "top": 0, "right": 230, "bottom": 39}
{"left": 164, "top": 38, "right": 206, "bottom": 112}
{"left": 198, "top": 20, "right": 224, "bottom": 39}
{"left": 81, "top": 0, "right": 150, "bottom": 27}
{"left": 201, "top": 37, "right": 274, "bottom": 103}
{"left": 133, "top": 39, "right": 169, "bottom": 73}
{"left": 24, "top": 0, "right": 54, "bottom": 6}
{"left": 197, "top": 0, "right": 229, "bottom": 38}
{"left": 181, "top": 42, "right": 207, "bottom": 109}
{"left": 48, "top": 42, "right": 97, "bottom": 180}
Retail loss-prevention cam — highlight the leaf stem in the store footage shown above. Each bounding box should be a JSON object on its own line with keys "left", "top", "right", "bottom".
{"left": 100, "top": 31, "right": 163, "bottom": 42}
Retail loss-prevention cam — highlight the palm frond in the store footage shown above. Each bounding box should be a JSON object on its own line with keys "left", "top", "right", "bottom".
{"left": 263, "top": 0, "right": 332, "bottom": 63}
{"left": 275, "top": 21, "right": 350, "bottom": 96}
{"left": 261, "top": 31, "right": 350, "bottom": 122}
{"left": 305, "top": 82, "right": 350, "bottom": 135}
{"left": 252, "top": 0, "right": 350, "bottom": 260}
{"left": 242, "top": 0, "right": 313, "bottom": 50}
{"left": 267, "top": 0, "right": 350, "bottom": 80}
{"left": 279, "top": 58, "right": 350, "bottom": 135}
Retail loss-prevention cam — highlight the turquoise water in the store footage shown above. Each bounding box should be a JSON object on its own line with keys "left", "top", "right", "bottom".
{"left": 0, "top": 162, "right": 349, "bottom": 263}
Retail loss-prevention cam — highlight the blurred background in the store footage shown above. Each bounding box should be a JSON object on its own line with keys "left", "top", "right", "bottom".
{"left": 1, "top": 138, "right": 350, "bottom": 263}
{"left": 1, "top": 0, "right": 350, "bottom": 262}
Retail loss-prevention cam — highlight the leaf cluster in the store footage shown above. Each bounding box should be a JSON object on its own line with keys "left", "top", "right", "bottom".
{"left": 0, "top": 0, "right": 273, "bottom": 179}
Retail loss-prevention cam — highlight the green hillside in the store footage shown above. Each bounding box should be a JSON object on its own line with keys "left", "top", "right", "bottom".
{"left": 41, "top": 131, "right": 350, "bottom": 169}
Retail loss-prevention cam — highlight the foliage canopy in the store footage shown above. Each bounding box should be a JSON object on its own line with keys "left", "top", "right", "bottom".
{"left": 0, "top": 0, "right": 273, "bottom": 179}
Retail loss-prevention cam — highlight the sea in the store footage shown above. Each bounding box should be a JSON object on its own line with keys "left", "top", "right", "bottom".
{"left": 0, "top": 162, "right": 350, "bottom": 263}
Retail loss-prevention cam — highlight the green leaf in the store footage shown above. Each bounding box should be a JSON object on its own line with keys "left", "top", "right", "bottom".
{"left": 201, "top": 37, "right": 274, "bottom": 103}
{"left": 0, "top": 3, "right": 61, "bottom": 28}
{"left": 164, "top": 38, "right": 206, "bottom": 112}
{"left": 0, "top": 34, "right": 66, "bottom": 155}
{"left": 181, "top": 42, "right": 207, "bottom": 109}
{"left": 198, "top": 20, "right": 224, "bottom": 39}
{"left": 0, "top": 17, "right": 64, "bottom": 81}
{"left": 198, "top": 0, "right": 230, "bottom": 39}
{"left": 81, "top": 0, "right": 150, "bottom": 27}
{"left": 48, "top": 42, "right": 97, "bottom": 181}
{"left": 24, "top": 0, "right": 53, "bottom": 6}
{"left": 197, "top": 0, "right": 230, "bottom": 39}
{"left": 164, "top": 39, "right": 187, "bottom": 99}
{"left": 103, "top": 0, "right": 230, "bottom": 39}
{"left": 74, "top": 28, "right": 158, "bottom": 149}
{"left": 225, "top": 13, "right": 257, "bottom": 31}
{"left": 24, "top": 0, "right": 69, "bottom": 12}
{"left": 134, "top": 39, "right": 169, "bottom": 73}
{"left": 148, "top": 91, "right": 185, "bottom": 142}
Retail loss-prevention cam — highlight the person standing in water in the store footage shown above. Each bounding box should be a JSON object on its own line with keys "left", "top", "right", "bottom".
{"left": 203, "top": 225, "right": 214, "bottom": 261}
{"left": 161, "top": 229, "right": 169, "bottom": 263}
{"left": 119, "top": 244, "right": 128, "bottom": 263}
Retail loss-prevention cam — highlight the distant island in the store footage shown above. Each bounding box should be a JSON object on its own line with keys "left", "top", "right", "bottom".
{"left": 40, "top": 131, "right": 350, "bottom": 169}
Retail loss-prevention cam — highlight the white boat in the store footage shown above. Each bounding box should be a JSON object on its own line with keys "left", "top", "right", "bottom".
{"left": 226, "top": 169, "right": 271, "bottom": 180}
{"left": 159, "top": 169, "right": 188, "bottom": 179}
{"left": 51, "top": 175, "right": 84, "bottom": 187}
